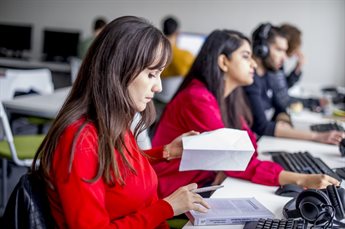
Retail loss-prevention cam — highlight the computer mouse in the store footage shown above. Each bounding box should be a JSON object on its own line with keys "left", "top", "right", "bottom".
{"left": 339, "top": 138, "right": 345, "bottom": 157}
{"left": 275, "top": 184, "right": 304, "bottom": 197}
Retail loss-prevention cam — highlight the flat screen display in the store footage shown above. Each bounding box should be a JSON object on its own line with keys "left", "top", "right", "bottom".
{"left": 42, "top": 29, "right": 80, "bottom": 62}
{"left": 176, "top": 32, "right": 206, "bottom": 56}
{"left": 0, "top": 23, "right": 32, "bottom": 51}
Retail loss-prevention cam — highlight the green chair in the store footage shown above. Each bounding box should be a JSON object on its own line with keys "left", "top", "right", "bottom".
{"left": 167, "top": 218, "right": 189, "bottom": 229}
{"left": 0, "top": 102, "right": 45, "bottom": 209}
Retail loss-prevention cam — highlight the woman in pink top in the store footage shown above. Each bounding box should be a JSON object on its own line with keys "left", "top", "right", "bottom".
{"left": 152, "top": 30, "right": 339, "bottom": 198}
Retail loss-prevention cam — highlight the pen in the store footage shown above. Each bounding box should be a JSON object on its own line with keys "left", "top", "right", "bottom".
{"left": 192, "top": 185, "right": 224, "bottom": 194}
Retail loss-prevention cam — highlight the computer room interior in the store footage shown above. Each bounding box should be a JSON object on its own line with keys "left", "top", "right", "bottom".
{"left": 0, "top": 0, "right": 344, "bottom": 221}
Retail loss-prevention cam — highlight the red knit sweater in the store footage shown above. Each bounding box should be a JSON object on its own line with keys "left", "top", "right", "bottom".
{"left": 47, "top": 119, "right": 173, "bottom": 228}
{"left": 152, "top": 79, "right": 283, "bottom": 198}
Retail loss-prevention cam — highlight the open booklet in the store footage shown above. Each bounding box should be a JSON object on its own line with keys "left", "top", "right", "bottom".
{"left": 180, "top": 128, "right": 255, "bottom": 171}
{"left": 186, "top": 197, "right": 275, "bottom": 226}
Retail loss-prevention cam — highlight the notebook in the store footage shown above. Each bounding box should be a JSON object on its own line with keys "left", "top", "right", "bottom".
{"left": 186, "top": 197, "right": 274, "bottom": 226}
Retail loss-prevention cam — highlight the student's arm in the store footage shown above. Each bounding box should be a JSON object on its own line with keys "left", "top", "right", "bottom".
{"left": 274, "top": 121, "right": 344, "bottom": 145}
{"left": 286, "top": 69, "right": 302, "bottom": 88}
{"left": 278, "top": 171, "right": 340, "bottom": 189}
{"left": 286, "top": 50, "right": 304, "bottom": 88}
{"left": 224, "top": 124, "right": 283, "bottom": 186}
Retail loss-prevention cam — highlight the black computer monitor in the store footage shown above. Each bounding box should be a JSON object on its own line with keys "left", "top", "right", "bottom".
{"left": 0, "top": 23, "right": 32, "bottom": 58}
{"left": 176, "top": 32, "right": 206, "bottom": 56}
{"left": 42, "top": 29, "right": 80, "bottom": 62}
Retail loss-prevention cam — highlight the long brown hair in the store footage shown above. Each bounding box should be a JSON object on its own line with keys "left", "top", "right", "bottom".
{"left": 225, "top": 87, "right": 253, "bottom": 129}
{"left": 32, "top": 16, "right": 171, "bottom": 186}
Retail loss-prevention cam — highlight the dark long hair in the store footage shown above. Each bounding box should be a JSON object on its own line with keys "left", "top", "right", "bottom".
{"left": 32, "top": 16, "right": 171, "bottom": 186}
{"left": 174, "top": 30, "right": 252, "bottom": 129}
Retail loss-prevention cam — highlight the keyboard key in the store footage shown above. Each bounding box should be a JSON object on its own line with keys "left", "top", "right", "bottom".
{"left": 272, "top": 151, "right": 341, "bottom": 181}
{"left": 244, "top": 218, "right": 307, "bottom": 229}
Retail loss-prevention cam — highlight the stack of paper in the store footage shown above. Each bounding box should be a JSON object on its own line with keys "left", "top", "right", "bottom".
{"left": 187, "top": 197, "right": 275, "bottom": 226}
{"left": 180, "top": 128, "right": 255, "bottom": 171}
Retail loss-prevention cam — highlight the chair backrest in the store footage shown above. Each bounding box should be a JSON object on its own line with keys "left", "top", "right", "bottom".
{"left": 0, "top": 102, "right": 32, "bottom": 166}
{"left": 155, "top": 76, "right": 183, "bottom": 103}
{"left": 131, "top": 113, "right": 152, "bottom": 150}
{"left": 3, "top": 173, "right": 55, "bottom": 229}
{"left": 70, "top": 57, "right": 82, "bottom": 84}
{"left": 0, "top": 68, "right": 53, "bottom": 101}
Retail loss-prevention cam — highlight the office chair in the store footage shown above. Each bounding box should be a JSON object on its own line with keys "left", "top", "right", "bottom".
{"left": 154, "top": 76, "right": 183, "bottom": 103}
{"left": 0, "top": 102, "right": 45, "bottom": 209}
{"left": 0, "top": 68, "right": 54, "bottom": 134}
{"left": 3, "top": 172, "right": 55, "bottom": 228}
{"left": 131, "top": 113, "right": 152, "bottom": 150}
{"left": 70, "top": 57, "right": 82, "bottom": 84}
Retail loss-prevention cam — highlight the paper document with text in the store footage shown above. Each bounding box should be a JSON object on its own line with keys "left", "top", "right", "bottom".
{"left": 187, "top": 197, "right": 274, "bottom": 226}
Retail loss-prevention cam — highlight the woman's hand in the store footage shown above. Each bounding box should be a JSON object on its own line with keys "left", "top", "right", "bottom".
{"left": 296, "top": 174, "right": 340, "bottom": 189}
{"left": 279, "top": 171, "right": 340, "bottom": 189}
{"left": 311, "top": 130, "right": 345, "bottom": 145}
{"left": 163, "top": 183, "right": 210, "bottom": 216}
{"left": 164, "top": 130, "right": 199, "bottom": 160}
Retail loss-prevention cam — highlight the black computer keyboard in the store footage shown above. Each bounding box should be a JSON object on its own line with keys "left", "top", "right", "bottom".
{"left": 310, "top": 122, "right": 344, "bottom": 132}
{"left": 336, "top": 167, "right": 345, "bottom": 180}
{"left": 244, "top": 218, "right": 307, "bottom": 229}
{"left": 272, "top": 151, "right": 342, "bottom": 181}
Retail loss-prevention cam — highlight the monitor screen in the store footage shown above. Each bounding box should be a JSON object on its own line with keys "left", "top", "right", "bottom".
{"left": 0, "top": 23, "right": 32, "bottom": 51}
{"left": 176, "top": 32, "right": 206, "bottom": 56}
{"left": 42, "top": 29, "right": 80, "bottom": 62}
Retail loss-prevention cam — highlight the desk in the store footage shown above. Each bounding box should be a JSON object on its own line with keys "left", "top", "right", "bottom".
{"left": 291, "top": 109, "right": 345, "bottom": 131}
{"left": 2, "top": 87, "right": 70, "bottom": 119}
{"left": 183, "top": 136, "right": 345, "bottom": 228}
{"left": 257, "top": 136, "right": 345, "bottom": 169}
{"left": 0, "top": 57, "right": 71, "bottom": 73}
{"left": 2, "top": 88, "right": 152, "bottom": 149}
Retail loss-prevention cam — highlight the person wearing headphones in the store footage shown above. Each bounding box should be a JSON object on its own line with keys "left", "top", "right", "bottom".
{"left": 243, "top": 23, "right": 344, "bottom": 144}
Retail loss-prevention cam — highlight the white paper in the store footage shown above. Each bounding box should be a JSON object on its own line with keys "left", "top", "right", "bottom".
{"left": 179, "top": 128, "right": 255, "bottom": 171}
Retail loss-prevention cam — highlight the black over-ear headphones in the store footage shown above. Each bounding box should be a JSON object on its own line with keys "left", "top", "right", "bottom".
{"left": 339, "top": 138, "right": 345, "bottom": 157}
{"left": 283, "top": 185, "right": 345, "bottom": 228}
{"left": 253, "top": 23, "right": 272, "bottom": 59}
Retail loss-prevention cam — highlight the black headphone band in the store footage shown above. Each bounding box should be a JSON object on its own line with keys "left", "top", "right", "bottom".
{"left": 259, "top": 23, "right": 272, "bottom": 41}
{"left": 283, "top": 198, "right": 301, "bottom": 218}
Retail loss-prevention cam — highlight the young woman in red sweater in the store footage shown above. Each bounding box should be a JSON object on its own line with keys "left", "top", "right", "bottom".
{"left": 152, "top": 30, "right": 340, "bottom": 198}
{"left": 32, "top": 16, "right": 209, "bottom": 229}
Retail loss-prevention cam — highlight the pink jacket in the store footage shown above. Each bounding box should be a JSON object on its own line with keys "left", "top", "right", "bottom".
{"left": 152, "top": 79, "right": 283, "bottom": 198}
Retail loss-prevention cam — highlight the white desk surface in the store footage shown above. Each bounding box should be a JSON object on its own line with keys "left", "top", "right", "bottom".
{"left": 291, "top": 109, "right": 345, "bottom": 131}
{"left": 183, "top": 136, "right": 345, "bottom": 229}
{"left": 2, "top": 87, "right": 70, "bottom": 119}
{"left": 0, "top": 57, "right": 71, "bottom": 73}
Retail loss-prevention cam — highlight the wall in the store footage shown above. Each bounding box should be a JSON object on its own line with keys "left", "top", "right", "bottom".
{"left": 0, "top": 0, "right": 344, "bottom": 88}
